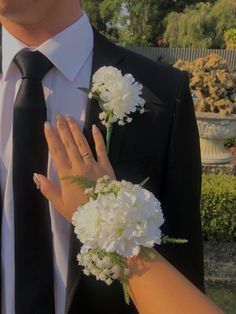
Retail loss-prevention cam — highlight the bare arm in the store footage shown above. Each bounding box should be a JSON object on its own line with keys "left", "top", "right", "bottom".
{"left": 127, "top": 249, "right": 223, "bottom": 314}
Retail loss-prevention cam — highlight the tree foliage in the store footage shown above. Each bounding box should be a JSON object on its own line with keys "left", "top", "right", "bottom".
{"left": 117, "top": 0, "right": 159, "bottom": 46}
{"left": 224, "top": 29, "right": 236, "bottom": 49}
{"left": 81, "top": 0, "right": 106, "bottom": 32}
{"left": 82, "top": 0, "right": 235, "bottom": 47}
{"left": 150, "top": 0, "right": 215, "bottom": 43}
{"left": 164, "top": 0, "right": 236, "bottom": 48}
{"left": 82, "top": 0, "right": 159, "bottom": 45}
{"left": 81, "top": 0, "right": 123, "bottom": 42}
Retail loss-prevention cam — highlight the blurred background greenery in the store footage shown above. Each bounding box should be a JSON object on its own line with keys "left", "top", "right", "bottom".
{"left": 81, "top": 0, "right": 236, "bottom": 48}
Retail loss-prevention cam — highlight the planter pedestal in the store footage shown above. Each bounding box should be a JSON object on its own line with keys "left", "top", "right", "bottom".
{"left": 202, "top": 148, "right": 236, "bottom": 175}
{"left": 200, "top": 138, "right": 232, "bottom": 164}
{"left": 196, "top": 112, "right": 236, "bottom": 164}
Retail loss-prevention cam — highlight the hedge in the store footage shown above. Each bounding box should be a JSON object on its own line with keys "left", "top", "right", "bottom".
{"left": 201, "top": 175, "right": 236, "bottom": 241}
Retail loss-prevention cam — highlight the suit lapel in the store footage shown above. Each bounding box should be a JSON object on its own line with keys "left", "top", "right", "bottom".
{"left": 83, "top": 29, "right": 127, "bottom": 166}
{"left": 65, "top": 29, "right": 127, "bottom": 313}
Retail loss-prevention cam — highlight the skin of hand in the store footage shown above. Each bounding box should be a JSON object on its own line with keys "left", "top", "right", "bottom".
{"left": 36, "top": 114, "right": 115, "bottom": 221}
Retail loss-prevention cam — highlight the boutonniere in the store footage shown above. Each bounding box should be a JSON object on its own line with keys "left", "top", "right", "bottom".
{"left": 80, "top": 66, "right": 146, "bottom": 154}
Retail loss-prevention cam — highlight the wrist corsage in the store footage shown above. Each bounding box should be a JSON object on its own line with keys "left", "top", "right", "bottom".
{"left": 69, "top": 175, "right": 187, "bottom": 304}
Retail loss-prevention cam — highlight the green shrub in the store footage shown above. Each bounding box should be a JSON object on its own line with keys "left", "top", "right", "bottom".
{"left": 201, "top": 175, "right": 236, "bottom": 241}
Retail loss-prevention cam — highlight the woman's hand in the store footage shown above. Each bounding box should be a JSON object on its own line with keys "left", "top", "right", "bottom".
{"left": 35, "top": 114, "right": 115, "bottom": 221}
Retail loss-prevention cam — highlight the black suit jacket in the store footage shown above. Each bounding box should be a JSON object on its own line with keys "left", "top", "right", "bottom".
{"left": 64, "top": 30, "right": 204, "bottom": 314}
{"left": 0, "top": 29, "right": 204, "bottom": 314}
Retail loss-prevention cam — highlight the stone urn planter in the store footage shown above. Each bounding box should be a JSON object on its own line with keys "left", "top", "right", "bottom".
{"left": 196, "top": 112, "right": 236, "bottom": 164}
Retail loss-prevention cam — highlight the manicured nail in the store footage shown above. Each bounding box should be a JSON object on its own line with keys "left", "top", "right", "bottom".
{"left": 66, "top": 114, "right": 73, "bottom": 123}
{"left": 56, "top": 113, "right": 62, "bottom": 122}
{"left": 33, "top": 173, "right": 40, "bottom": 189}
{"left": 92, "top": 124, "right": 99, "bottom": 134}
{"left": 44, "top": 121, "right": 51, "bottom": 130}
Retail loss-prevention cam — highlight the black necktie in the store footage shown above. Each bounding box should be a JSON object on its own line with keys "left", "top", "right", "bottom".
{"left": 13, "top": 49, "right": 55, "bottom": 314}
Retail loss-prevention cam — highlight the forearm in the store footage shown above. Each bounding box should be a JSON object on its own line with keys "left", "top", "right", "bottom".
{"left": 127, "top": 250, "right": 223, "bottom": 314}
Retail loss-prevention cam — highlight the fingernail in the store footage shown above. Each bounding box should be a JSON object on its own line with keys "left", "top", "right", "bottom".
{"left": 66, "top": 114, "right": 73, "bottom": 123}
{"left": 44, "top": 121, "right": 51, "bottom": 130}
{"left": 92, "top": 124, "right": 99, "bottom": 134}
{"left": 33, "top": 173, "right": 41, "bottom": 189}
{"left": 56, "top": 113, "right": 62, "bottom": 122}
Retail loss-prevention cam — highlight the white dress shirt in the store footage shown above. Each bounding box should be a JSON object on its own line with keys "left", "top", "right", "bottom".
{"left": 0, "top": 13, "right": 94, "bottom": 314}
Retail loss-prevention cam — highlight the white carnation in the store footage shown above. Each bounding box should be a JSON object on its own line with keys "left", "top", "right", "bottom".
{"left": 72, "top": 179, "right": 164, "bottom": 257}
{"left": 83, "top": 269, "right": 90, "bottom": 276}
{"left": 72, "top": 205, "right": 100, "bottom": 246}
{"left": 91, "top": 66, "right": 145, "bottom": 124}
{"left": 105, "top": 278, "right": 113, "bottom": 286}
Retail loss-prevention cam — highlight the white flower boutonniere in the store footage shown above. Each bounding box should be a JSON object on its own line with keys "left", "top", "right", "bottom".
{"left": 80, "top": 66, "right": 146, "bottom": 153}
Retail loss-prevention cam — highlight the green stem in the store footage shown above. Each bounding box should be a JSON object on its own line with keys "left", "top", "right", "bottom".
{"left": 140, "top": 177, "right": 150, "bottom": 187}
{"left": 122, "top": 282, "right": 130, "bottom": 305}
{"left": 106, "top": 123, "right": 113, "bottom": 154}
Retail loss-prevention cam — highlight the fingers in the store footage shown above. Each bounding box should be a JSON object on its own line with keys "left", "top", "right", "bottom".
{"left": 92, "top": 124, "right": 116, "bottom": 179}
{"left": 44, "top": 122, "right": 71, "bottom": 176}
{"left": 65, "top": 115, "right": 94, "bottom": 161}
{"left": 57, "top": 114, "right": 94, "bottom": 165}
{"left": 34, "top": 173, "right": 64, "bottom": 213}
{"left": 92, "top": 124, "right": 110, "bottom": 166}
{"left": 48, "top": 113, "right": 114, "bottom": 180}
{"left": 56, "top": 114, "right": 84, "bottom": 165}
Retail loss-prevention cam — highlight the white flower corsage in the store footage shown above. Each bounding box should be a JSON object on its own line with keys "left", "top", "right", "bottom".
{"left": 68, "top": 175, "right": 187, "bottom": 304}
{"left": 80, "top": 66, "right": 146, "bottom": 153}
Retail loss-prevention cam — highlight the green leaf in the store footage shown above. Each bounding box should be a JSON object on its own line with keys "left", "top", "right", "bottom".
{"left": 78, "top": 87, "right": 90, "bottom": 94}
{"left": 60, "top": 175, "right": 96, "bottom": 189}
{"left": 140, "top": 177, "right": 150, "bottom": 187}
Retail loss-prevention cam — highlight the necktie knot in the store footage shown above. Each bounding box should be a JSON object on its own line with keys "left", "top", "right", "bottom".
{"left": 14, "top": 49, "right": 53, "bottom": 81}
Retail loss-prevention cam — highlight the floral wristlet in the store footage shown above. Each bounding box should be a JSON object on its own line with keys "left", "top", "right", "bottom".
{"left": 67, "top": 175, "right": 187, "bottom": 304}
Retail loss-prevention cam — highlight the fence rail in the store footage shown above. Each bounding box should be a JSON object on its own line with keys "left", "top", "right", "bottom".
{"left": 128, "top": 47, "right": 236, "bottom": 70}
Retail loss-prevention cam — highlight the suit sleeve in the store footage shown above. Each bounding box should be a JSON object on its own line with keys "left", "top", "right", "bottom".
{"left": 156, "top": 72, "right": 205, "bottom": 292}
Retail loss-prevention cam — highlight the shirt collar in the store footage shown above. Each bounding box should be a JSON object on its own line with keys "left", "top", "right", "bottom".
{"left": 2, "top": 28, "right": 27, "bottom": 79}
{"left": 2, "top": 12, "right": 94, "bottom": 82}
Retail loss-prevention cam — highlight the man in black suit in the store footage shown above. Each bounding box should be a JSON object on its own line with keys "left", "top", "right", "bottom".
{"left": 0, "top": 1, "right": 204, "bottom": 313}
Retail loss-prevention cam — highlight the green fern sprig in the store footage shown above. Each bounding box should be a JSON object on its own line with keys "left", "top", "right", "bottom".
{"left": 60, "top": 175, "right": 96, "bottom": 190}
{"left": 161, "top": 235, "right": 188, "bottom": 244}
